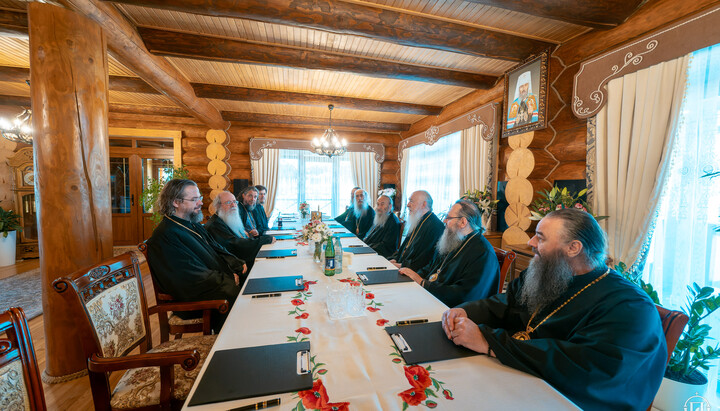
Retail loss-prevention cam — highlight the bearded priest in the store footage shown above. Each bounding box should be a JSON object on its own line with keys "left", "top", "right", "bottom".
{"left": 441, "top": 209, "right": 667, "bottom": 410}
{"left": 388, "top": 190, "right": 444, "bottom": 271}
{"left": 339, "top": 188, "right": 375, "bottom": 238}
{"left": 399, "top": 199, "right": 499, "bottom": 306}
{"left": 363, "top": 194, "right": 401, "bottom": 258}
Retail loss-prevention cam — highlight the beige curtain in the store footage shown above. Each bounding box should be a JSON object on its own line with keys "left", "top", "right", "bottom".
{"left": 593, "top": 55, "right": 690, "bottom": 267}
{"left": 459, "top": 124, "right": 493, "bottom": 196}
{"left": 349, "top": 151, "right": 380, "bottom": 206}
{"left": 251, "top": 148, "right": 280, "bottom": 217}
{"left": 400, "top": 149, "right": 409, "bottom": 206}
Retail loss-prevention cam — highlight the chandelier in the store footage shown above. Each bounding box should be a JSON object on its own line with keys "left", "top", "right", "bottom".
{"left": 0, "top": 109, "right": 33, "bottom": 145}
{"left": 311, "top": 104, "right": 347, "bottom": 157}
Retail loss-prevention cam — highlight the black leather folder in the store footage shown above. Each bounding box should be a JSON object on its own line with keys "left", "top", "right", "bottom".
{"left": 342, "top": 246, "right": 376, "bottom": 254}
{"left": 273, "top": 234, "right": 297, "bottom": 240}
{"left": 188, "top": 342, "right": 313, "bottom": 406}
{"left": 333, "top": 232, "right": 356, "bottom": 238}
{"left": 257, "top": 249, "right": 297, "bottom": 258}
{"left": 385, "top": 321, "right": 480, "bottom": 365}
{"left": 242, "top": 275, "right": 304, "bottom": 295}
{"left": 271, "top": 226, "right": 295, "bottom": 231}
{"left": 356, "top": 269, "right": 413, "bottom": 285}
{"left": 327, "top": 224, "right": 343, "bottom": 228}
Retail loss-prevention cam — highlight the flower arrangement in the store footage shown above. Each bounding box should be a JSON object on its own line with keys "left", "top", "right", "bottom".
{"left": 299, "top": 201, "right": 310, "bottom": 218}
{"left": 298, "top": 220, "right": 333, "bottom": 243}
{"left": 378, "top": 187, "right": 396, "bottom": 200}
{"left": 529, "top": 186, "right": 607, "bottom": 221}
{"left": 461, "top": 187, "right": 499, "bottom": 216}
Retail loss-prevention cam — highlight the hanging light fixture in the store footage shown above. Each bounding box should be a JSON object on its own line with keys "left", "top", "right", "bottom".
{"left": 0, "top": 108, "right": 33, "bottom": 145}
{"left": 311, "top": 104, "right": 347, "bottom": 157}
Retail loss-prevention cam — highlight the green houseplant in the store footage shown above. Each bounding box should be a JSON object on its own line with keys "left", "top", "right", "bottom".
{"left": 529, "top": 186, "right": 607, "bottom": 221}
{"left": 141, "top": 165, "right": 189, "bottom": 228}
{"left": 0, "top": 207, "right": 22, "bottom": 266}
{"left": 0, "top": 207, "right": 22, "bottom": 238}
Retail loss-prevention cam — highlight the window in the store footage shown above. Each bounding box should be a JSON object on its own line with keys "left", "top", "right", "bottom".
{"left": 274, "top": 149, "right": 354, "bottom": 217}
{"left": 640, "top": 45, "right": 720, "bottom": 398}
{"left": 403, "top": 131, "right": 461, "bottom": 217}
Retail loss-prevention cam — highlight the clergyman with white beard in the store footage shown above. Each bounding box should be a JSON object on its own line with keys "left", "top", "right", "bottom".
{"left": 363, "top": 194, "right": 401, "bottom": 258}
{"left": 388, "top": 190, "right": 444, "bottom": 271}
{"left": 339, "top": 188, "right": 375, "bottom": 238}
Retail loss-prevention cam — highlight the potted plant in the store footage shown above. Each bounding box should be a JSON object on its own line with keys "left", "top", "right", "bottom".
{"left": 461, "top": 187, "right": 499, "bottom": 231}
{"left": 654, "top": 283, "right": 720, "bottom": 410}
{"left": 0, "top": 207, "right": 23, "bottom": 266}
{"left": 141, "top": 165, "right": 189, "bottom": 228}
{"left": 529, "top": 186, "right": 607, "bottom": 221}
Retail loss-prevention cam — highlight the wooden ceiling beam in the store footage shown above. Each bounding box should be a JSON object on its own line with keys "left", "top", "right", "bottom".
{"left": 463, "top": 0, "right": 645, "bottom": 29}
{"left": 106, "top": 0, "right": 553, "bottom": 60}
{"left": 56, "top": 0, "right": 229, "bottom": 129}
{"left": 138, "top": 27, "right": 498, "bottom": 89}
{"left": 0, "top": 8, "right": 27, "bottom": 36}
{"left": 0, "top": 65, "right": 442, "bottom": 115}
{"left": 221, "top": 111, "right": 410, "bottom": 132}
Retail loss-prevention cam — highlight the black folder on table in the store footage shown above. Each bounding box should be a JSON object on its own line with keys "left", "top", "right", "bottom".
{"left": 356, "top": 269, "right": 413, "bottom": 285}
{"left": 271, "top": 225, "right": 296, "bottom": 231}
{"left": 188, "top": 342, "right": 313, "bottom": 406}
{"left": 327, "top": 224, "right": 343, "bottom": 228}
{"left": 333, "top": 232, "right": 356, "bottom": 238}
{"left": 342, "top": 246, "right": 376, "bottom": 255}
{"left": 273, "top": 234, "right": 297, "bottom": 240}
{"left": 385, "top": 321, "right": 480, "bottom": 365}
{"left": 242, "top": 275, "right": 304, "bottom": 295}
{"left": 256, "top": 249, "right": 297, "bottom": 258}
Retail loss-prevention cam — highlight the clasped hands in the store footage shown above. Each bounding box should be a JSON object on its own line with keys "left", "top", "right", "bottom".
{"left": 233, "top": 263, "right": 248, "bottom": 286}
{"left": 441, "top": 308, "right": 492, "bottom": 356}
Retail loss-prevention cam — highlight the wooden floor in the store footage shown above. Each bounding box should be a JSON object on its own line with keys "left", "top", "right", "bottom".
{"left": 5, "top": 258, "right": 180, "bottom": 410}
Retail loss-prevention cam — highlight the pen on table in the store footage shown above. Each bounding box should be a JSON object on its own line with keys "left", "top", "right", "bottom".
{"left": 396, "top": 318, "right": 428, "bottom": 326}
{"left": 228, "top": 398, "right": 281, "bottom": 411}
{"left": 366, "top": 266, "right": 387, "bottom": 271}
{"left": 252, "top": 293, "right": 282, "bottom": 299}
{"left": 348, "top": 244, "right": 363, "bottom": 248}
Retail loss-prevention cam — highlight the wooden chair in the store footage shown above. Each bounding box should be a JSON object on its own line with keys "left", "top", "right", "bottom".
{"left": 138, "top": 242, "right": 228, "bottom": 343}
{"left": 53, "top": 252, "right": 218, "bottom": 411}
{"left": 0, "top": 307, "right": 46, "bottom": 411}
{"left": 646, "top": 305, "right": 689, "bottom": 411}
{"left": 493, "top": 247, "right": 516, "bottom": 293}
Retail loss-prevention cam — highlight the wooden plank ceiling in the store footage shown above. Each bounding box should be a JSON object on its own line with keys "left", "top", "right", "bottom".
{"left": 0, "top": 0, "right": 646, "bottom": 132}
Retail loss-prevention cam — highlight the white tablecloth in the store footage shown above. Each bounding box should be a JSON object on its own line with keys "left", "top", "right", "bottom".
{"left": 183, "top": 226, "right": 578, "bottom": 410}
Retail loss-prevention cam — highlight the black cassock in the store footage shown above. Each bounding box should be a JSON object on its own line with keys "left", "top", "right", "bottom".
{"left": 239, "top": 204, "right": 260, "bottom": 237}
{"left": 337, "top": 207, "right": 375, "bottom": 239}
{"left": 205, "top": 214, "right": 272, "bottom": 271}
{"left": 251, "top": 204, "right": 270, "bottom": 235}
{"left": 362, "top": 213, "right": 401, "bottom": 258}
{"left": 146, "top": 215, "right": 246, "bottom": 329}
{"left": 457, "top": 267, "right": 667, "bottom": 410}
{"left": 389, "top": 211, "right": 444, "bottom": 271}
{"left": 418, "top": 231, "right": 499, "bottom": 307}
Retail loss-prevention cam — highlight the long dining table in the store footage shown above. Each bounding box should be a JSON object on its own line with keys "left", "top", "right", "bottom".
{"left": 183, "top": 219, "right": 579, "bottom": 410}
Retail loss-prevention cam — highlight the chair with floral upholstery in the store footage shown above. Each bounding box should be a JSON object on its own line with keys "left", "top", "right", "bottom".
{"left": 53, "top": 251, "right": 219, "bottom": 410}
{"left": 0, "top": 307, "right": 46, "bottom": 411}
{"left": 137, "top": 242, "right": 229, "bottom": 343}
{"left": 494, "top": 247, "right": 517, "bottom": 294}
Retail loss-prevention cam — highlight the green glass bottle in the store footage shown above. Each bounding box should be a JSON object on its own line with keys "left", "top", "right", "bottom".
{"left": 324, "top": 235, "right": 336, "bottom": 276}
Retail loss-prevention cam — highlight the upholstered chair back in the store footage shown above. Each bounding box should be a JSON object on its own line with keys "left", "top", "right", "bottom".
{"left": 0, "top": 307, "right": 46, "bottom": 411}
{"left": 53, "top": 251, "right": 152, "bottom": 359}
{"left": 494, "top": 247, "right": 517, "bottom": 293}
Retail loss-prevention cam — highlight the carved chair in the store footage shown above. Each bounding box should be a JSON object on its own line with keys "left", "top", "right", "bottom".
{"left": 646, "top": 305, "right": 689, "bottom": 411}
{"left": 53, "top": 252, "right": 218, "bottom": 411}
{"left": 0, "top": 307, "right": 46, "bottom": 411}
{"left": 494, "top": 247, "right": 517, "bottom": 294}
{"left": 138, "top": 242, "right": 229, "bottom": 343}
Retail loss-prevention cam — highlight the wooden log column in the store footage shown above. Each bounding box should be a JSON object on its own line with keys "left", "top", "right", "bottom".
{"left": 502, "top": 131, "right": 535, "bottom": 247}
{"left": 28, "top": 3, "right": 113, "bottom": 382}
{"left": 206, "top": 129, "right": 230, "bottom": 214}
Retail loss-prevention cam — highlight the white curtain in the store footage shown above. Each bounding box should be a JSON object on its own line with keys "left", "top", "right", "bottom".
{"left": 400, "top": 149, "right": 409, "bottom": 211}
{"left": 251, "top": 148, "right": 279, "bottom": 217}
{"left": 349, "top": 151, "right": 380, "bottom": 206}
{"left": 592, "top": 54, "right": 690, "bottom": 268}
{"left": 459, "top": 124, "right": 494, "bottom": 196}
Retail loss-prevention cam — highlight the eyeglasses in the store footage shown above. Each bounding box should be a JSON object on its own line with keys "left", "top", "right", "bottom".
{"left": 222, "top": 200, "right": 239, "bottom": 206}
{"left": 181, "top": 196, "right": 203, "bottom": 202}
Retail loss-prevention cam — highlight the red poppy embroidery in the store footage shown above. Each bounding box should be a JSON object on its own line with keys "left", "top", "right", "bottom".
{"left": 298, "top": 379, "right": 329, "bottom": 409}
{"left": 398, "top": 387, "right": 426, "bottom": 406}
{"left": 295, "top": 312, "right": 310, "bottom": 319}
{"left": 365, "top": 293, "right": 375, "bottom": 299}
{"left": 443, "top": 389, "right": 454, "bottom": 400}
{"left": 291, "top": 299, "right": 305, "bottom": 306}
{"left": 321, "top": 402, "right": 350, "bottom": 411}
{"left": 295, "top": 327, "right": 311, "bottom": 335}
{"left": 366, "top": 307, "right": 380, "bottom": 312}
{"left": 404, "top": 365, "right": 432, "bottom": 390}
{"left": 376, "top": 319, "right": 389, "bottom": 326}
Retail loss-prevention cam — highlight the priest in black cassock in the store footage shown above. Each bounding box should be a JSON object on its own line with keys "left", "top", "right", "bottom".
{"left": 251, "top": 184, "right": 270, "bottom": 235}
{"left": 339, "top": 188, "right": 375, "bottom": 238}
{"left": 238, "top": 186, "right": 262, "bottom": 237}
{"left": 146, "top": 179, "right": 247, "bottom": 331}
{"left": 388, "top": 190, "right": 444, "bottom": 271}
{"left": 206, "top": 191, "right": 274, "bottom": 271}
{"left": 399, "top": 200, "right": 499, "bottom": 307}
{"left": 334, "top": 186, "right": 360, "bottom": 226}
{"left": 442, "top": 209, "right": 667, "bottom": 410}
{"left": 363, "top": 194, "right": 400, "bottom": 258}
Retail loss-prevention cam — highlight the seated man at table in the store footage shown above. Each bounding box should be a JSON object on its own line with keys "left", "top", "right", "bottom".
{"left": 335, "top": 186, "right": 361, "bottom": 225}
{"left": 388, "top": 190, "right": 444, "bottom": 271}
{"left": 340, "top": 188, "right": 375, "bottom": 238}
{"left": 399, "top": 200, "right": 499, "bottom": 307}
{"left": 206, "top": 191, "right": 274, "bottom": 271}
{"left": 441, "top": 209, "right": 667, "bottom": 410}
{"left": 238, "top": 186, "right": 263, "bottom": 237}
{"left": 146, "top": 179, "right": 247, "bottom": 331}
{"left": 251, "top": 184, "right": 270, "bottom": 234}
{"left": 363, "top": 194, "right": 401, "bottom": 258}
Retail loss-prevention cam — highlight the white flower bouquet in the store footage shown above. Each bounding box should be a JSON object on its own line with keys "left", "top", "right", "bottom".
{"left": 298, "top": 220, "right": 333, "bottom": 243}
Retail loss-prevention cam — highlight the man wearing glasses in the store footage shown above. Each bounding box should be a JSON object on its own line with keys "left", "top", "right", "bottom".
{"left": 399, "top": 199, "right": 499, "bottom": 307}
{"left": 146, "top": 179, "right": 247, "bottom": 331}
{"left": 206, "top": 191, "right": 275, "bottom": 270}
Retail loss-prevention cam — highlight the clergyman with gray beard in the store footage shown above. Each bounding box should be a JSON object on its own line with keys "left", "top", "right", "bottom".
{"left": 399, "top": 199, "right": 499, "bottom": 307}
{"left": 146, "top": 179, "right": 247, "bottom": 332}
{"left": 338, "top": 188, "right": 375, "bottom": 238}
{"left": 363, "top": 194, "right": 401, "bottom": 258}
{"left": 440, "top": 208, "right": 667, "bottom": 410}
{"left": 388, "top": 190, "right": 444, "bottom": 271}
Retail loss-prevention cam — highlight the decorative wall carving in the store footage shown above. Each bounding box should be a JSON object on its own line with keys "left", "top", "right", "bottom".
{"left": 398, "top": 102, "right": 498, "bottom": 162}
{"left": 573, "top": 5, "right": 720, "bottom": 118}
{"left": 249, "top": 138, "right": 385, "bottom": 163}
